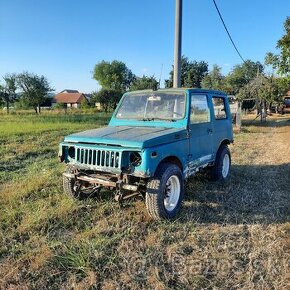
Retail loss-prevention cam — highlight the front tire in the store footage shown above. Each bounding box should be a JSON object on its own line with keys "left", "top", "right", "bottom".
{"left": 145, "top": 162, "right": 184, "bottom": 220}
{"left": 210, "top": 145, "right": 231, "bottom": 181}
{"left": 63, "top": 166, "right": 82, "bottom": 199}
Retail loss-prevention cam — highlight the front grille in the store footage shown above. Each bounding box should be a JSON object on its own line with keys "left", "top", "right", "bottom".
{"left": 75, "top": 148, "right": 121, "bottom": 169}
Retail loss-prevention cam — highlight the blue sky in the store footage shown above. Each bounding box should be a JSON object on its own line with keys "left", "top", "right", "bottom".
{"left": 0, "top": 0, "right": 289, "bottom": 93}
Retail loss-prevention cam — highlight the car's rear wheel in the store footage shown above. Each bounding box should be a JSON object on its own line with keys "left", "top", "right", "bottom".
{"left": 210, "top": 145, "right": 231, "bottom": 181}
{"left": 145, "top": 162, "right": 184, "bottom": 220}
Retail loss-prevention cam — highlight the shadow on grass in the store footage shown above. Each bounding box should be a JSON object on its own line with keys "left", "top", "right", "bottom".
{"left": 72, "top": 163, "right": 290, "bottom": 226}
{"left": 182, "top": 163, "right": 290, "bottom": 225}
{"left": 76, "top": 163, "right": 290, "bottom": 226}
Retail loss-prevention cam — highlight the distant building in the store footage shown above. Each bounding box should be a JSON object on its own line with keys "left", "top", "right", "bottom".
{"left": 53, "top": 90, "right": 87, "bottom": 108}
{"left": 95, "top": 102, "right": 102, "bottom": 110}
{"left": 84, "top": 93, "right": 93, "bottom": 101}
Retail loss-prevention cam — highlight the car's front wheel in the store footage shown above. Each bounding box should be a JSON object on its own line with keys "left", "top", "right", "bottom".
{"left": 145, "top": 162, "right": 184, "bottom": 220}
{"left": 63, "top": 166, "right": 81, "bottom": 198}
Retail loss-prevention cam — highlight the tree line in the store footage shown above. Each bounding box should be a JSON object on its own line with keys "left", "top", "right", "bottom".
{"left": 92, "top": 17, "right": 290, "bottom": 115}
{"left": 1, "top": 17, "right": 289, "bottom": 114}
{"left": 0, "top": 72, "right": 52, "bottom": 114}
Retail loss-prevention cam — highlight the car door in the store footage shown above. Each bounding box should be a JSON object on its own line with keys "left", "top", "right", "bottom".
{"left": 188, "top": 94, "right": 213, "bottom": 169}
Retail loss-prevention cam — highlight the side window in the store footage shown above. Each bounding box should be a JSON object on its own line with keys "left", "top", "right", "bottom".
{"left": 190, "top": 94, "right": 210, "bottom": 124}
{"left": 212, "top": 97, "right": 227, "bottom": 120}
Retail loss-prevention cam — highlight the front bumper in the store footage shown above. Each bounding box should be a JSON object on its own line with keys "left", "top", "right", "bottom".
{"left": 63, "top": 171, "right": 139, "bottom": 192}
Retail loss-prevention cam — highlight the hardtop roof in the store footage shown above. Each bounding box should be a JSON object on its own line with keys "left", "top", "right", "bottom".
{"left": 127, "top": 88, "right": 228, "bottom": 96}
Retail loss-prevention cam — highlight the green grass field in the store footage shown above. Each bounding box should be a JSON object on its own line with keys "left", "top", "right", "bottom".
{"left": 0, "top": 111, "right": 289, "bottom": 289}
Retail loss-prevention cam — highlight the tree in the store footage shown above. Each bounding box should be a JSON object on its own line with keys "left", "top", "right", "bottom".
{"left": 201, "top": 65, "right": 225, "bottom": 91}
{"left": 0, "top": 74, "right": 17, "bottom": 113}
{"left": 275, "top": 76, "right": 290, "bottom": 100}
{"left": 93, "top": 60, "right": 135, "bottom": 92}
{"left": 265, "top": 17, "right": 290, "bottom": 75}
{"left": 0, "top": 92, "right": 4, "bottom": 107}
{"left": 130, "top": 75, "right": 159, "bottom": 91}
{"left": 264, "top": 52, "right": 280, "bottom": 72}
{"left": 225, "top": 60, "right": 264, "bottom": 95}
{"left": 237, "top": 74, "right": 267, "bottom": 121}
{"left": 165, "top": 56, "right": 208, "bottom": 88}
{"left": 92, "top": 89, "right": 121, "bottom": 112}
{"left": 80, "top": 97, "right": 90, "bottom": 109}
{"left": 17, "top": 72, "right": 53, "bottom": 114}
{"left": 236, "top": 74, "right": 290, "bottom": 121}
{"left": 0, "top": 85, "right": 7, "bottom": 109}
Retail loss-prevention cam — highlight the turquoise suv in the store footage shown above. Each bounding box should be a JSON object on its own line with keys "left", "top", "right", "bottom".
{"left": 59, "top": 88, "right": 233, "bottom": 219}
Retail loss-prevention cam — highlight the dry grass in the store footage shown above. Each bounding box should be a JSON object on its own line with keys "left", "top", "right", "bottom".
{"left": 0, "top": 112, "right": 289, "bottom": 289}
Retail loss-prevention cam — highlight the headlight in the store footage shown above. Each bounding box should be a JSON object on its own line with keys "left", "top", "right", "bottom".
{"left": 129, "top": 152, "right": 142, "bottom": 166}
{"left": 68, "top": 146, "right": 75, "bottom": 159}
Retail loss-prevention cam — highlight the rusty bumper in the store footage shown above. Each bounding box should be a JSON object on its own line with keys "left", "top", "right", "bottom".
{"left": 63, "top": 172, "right": 138, "bottom": 191}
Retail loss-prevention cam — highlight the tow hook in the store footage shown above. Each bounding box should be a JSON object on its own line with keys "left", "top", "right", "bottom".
{"left": 114, "top": 181, "right": 140, "bottom": 204}
{"left": 115, "top": 180, "right": 124, "bottom": 204}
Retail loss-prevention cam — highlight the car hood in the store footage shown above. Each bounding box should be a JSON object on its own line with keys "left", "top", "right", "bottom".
{"left": 64, "top": 126, "right": 188, "bottom": 148}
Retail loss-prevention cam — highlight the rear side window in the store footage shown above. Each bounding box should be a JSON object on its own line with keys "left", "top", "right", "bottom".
{"left": 190, "top": 94, "right": 210, "bottom": 124}
{"left": 212, "top": 97, "right": 227, "bottom": 120}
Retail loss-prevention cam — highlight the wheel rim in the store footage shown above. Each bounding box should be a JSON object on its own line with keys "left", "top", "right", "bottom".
{"left": 222, "top": 153, "right": 230, "bottom": 178}
{"left": 164, "top": 175, "right": 181, "bottom": 211}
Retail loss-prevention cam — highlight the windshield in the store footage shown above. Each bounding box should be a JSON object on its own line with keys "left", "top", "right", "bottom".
{"left": 116, "top": 92, "right": 186, "bottom": 121}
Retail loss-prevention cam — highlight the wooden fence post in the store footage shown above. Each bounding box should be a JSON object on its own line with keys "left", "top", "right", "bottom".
{"left": 236, "top": 101, "right": 242, "bottom": 132}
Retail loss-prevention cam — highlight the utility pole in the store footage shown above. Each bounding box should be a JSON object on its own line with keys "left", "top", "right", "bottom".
{"left": 173, "top": 0, "right": 182, "bottom": 88}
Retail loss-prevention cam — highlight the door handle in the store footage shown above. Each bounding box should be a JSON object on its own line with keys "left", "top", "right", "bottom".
{"left": 207, "top": 128, "right": 213, "bottom": 134}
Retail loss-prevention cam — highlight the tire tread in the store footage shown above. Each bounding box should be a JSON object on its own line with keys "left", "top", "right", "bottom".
{"left": 145, "top": 162, "right": 183, "bottom": 219}
{"left": 210, "top": 145, "right": 231, "bottom": 181}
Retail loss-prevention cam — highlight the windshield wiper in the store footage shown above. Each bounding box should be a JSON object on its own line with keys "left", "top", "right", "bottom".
{"left": 140, "top": 117, "right": 176, "bottom": 122}
{"left": 142, "top": 117, "right": 155, "bottom": 121}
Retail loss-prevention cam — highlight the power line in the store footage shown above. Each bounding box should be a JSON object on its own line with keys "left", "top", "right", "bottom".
{"left": 212, "top": 0, "right": 246, "bottom": 63}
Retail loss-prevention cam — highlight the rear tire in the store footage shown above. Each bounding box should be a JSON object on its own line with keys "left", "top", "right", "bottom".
{"left": 210, "top": 145, "right": 231, "bottom": 181}
{"left": 145, "top": 162, "right": 184, "bottom": 220}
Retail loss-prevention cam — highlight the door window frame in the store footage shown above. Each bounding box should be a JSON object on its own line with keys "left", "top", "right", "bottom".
{"left": 189, "top": 93, "right": 211, "bottom": 125}
{"left": 212, "top": 96, "right": 228, "bottom": 120}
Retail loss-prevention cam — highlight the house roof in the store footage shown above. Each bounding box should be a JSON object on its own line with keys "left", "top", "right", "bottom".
{"left": 60, "top": 89, "right": 79, "bottom": 93}
{"left": 54, "top": 92, "right": 85, "bottom": 104}
{"left": 84, "top": 93, "right": 93, "bottom": 99}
